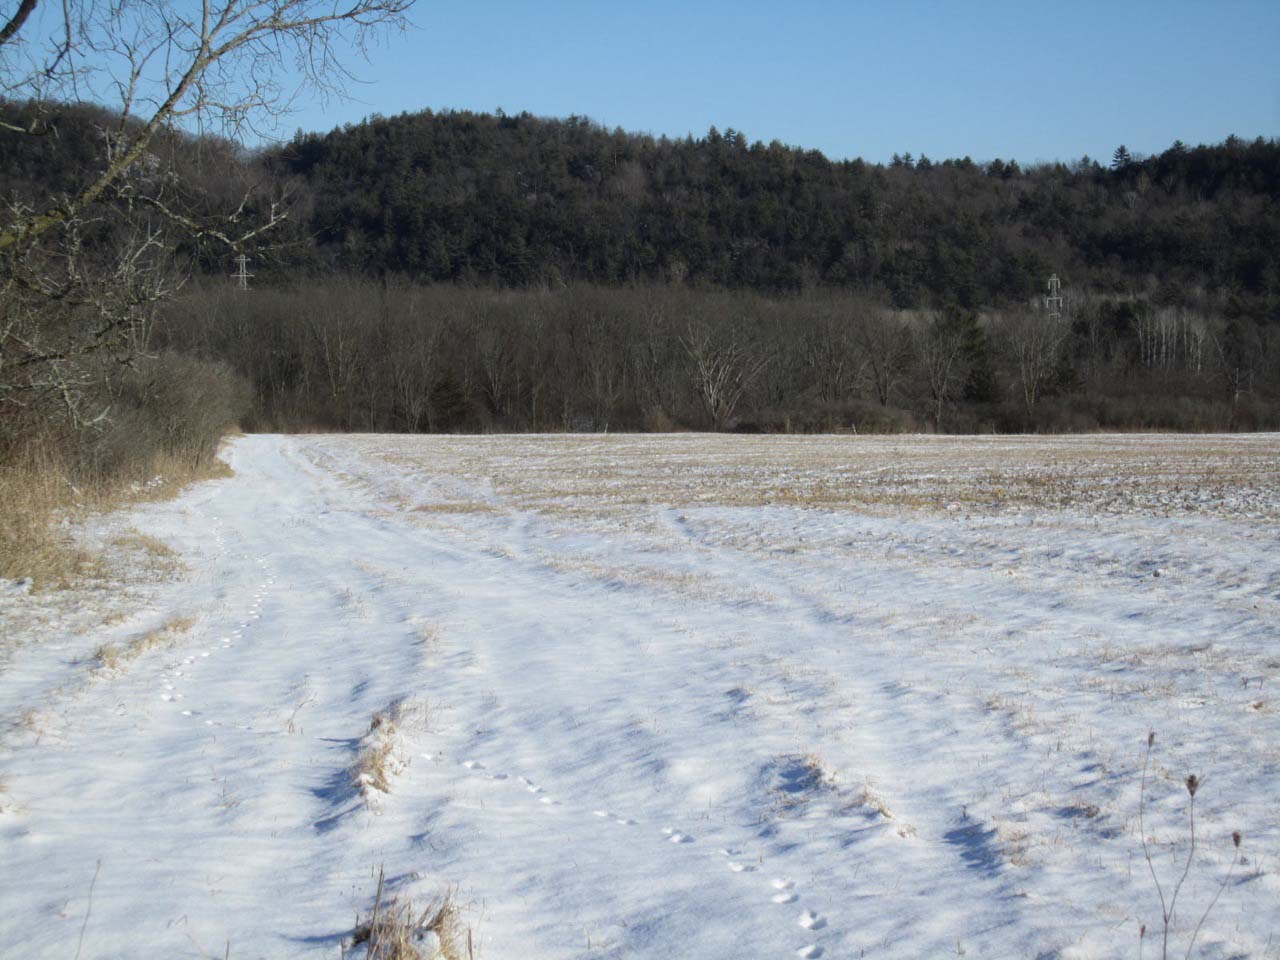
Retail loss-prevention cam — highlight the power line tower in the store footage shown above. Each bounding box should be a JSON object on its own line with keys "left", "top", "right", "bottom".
{"left": 232, "top": 254, "right": 253, "bottom": 291}
{"left": 1045, "top": 273, "right": 1063, "bottom": 320}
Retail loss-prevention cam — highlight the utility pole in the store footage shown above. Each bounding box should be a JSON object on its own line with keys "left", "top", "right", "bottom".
{"left": 1045, "top": 273, "right": 1063, "bottom": 320}
{"left": 232, "top": 254, "right": 253, "bottom": 291}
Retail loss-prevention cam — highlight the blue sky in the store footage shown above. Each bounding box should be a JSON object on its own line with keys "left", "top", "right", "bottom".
{"left": 32, "top": 0, "right": 1269, "bottom": 164}
{"left": 283, "top": 0, "right": 1277, "bottom": 164}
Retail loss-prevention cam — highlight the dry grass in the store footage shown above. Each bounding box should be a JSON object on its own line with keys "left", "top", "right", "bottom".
{"left": 351, "top": 699, "right": 429, "bottom": 801}
{"left": 410, "top": 502, "right": 498, "bottom": 515}
{"left": 0, "top": 462, "right": 102, "bottom": 589}
{"left": 109, "top": 530, "right": 177, "bottom": 559}
{"left": 848, "top": 781, "right": 895, "bottom": 821}
{"left": 351, "top": 433, "right": 1280, "bottom": 522}
{"left": 108, "top": 529, "right": 183, "bottom": 581}
{"left": 93, "top": 616, "right": 195, "bottom": 673}
{"left": 349, "top": 866, "right": 466, "bottom": 960}
{"left": 540, "top": 555, "right": 761, "bottom": 603}
{"left": 0, "top": 449, "right": 232, "bottom": 591}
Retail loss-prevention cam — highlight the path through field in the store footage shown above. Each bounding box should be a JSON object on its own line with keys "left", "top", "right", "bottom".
{"left": 2, "top": 434, "right": 1279, "bottom": 959}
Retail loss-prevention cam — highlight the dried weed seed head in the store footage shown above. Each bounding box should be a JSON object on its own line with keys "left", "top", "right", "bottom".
{"left": 1233, "top": 830, "right": 1242, "bottom": 849}
{"left": 1185, "top": 774, "right": 1199, "bottom": 797}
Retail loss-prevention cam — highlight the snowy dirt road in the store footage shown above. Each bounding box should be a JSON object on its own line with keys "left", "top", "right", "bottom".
{"left": 2, "top": 433, "right": 1279, "bottom": 959}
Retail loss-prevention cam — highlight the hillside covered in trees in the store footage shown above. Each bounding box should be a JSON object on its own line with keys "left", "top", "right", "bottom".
{"left": 273, "top": 110, "right": 1280, "bottom": 308}
{"left": 3, "top": 102, "right": 1279, "bottom": 437}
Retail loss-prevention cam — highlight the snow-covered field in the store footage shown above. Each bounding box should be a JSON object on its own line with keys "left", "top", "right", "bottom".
{"left": 2, "top": 433, "right": 1279, "bottom": 959}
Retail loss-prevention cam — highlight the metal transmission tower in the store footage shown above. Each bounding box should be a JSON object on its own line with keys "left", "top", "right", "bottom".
{"left": 232, "top": 254, "right": 253, "bottom": 291}
{"left": 1045, "top": 273, "right": 1063, "bottom": 319}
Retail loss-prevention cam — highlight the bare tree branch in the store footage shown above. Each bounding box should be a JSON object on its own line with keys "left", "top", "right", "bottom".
{"left": 0, "top": 0, "right": 40, "bottom": 48}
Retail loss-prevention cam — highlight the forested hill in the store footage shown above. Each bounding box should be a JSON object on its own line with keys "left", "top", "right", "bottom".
{"left": 2, "top": 100, "right": 1277, "bottom": 312}
{"left": 276, "top": 109, "right": 1280, "bottom": 309}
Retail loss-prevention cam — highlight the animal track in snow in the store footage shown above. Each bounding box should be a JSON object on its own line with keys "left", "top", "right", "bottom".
{"left": 798, "top": 910, "right": 826, "bottom": 930}
{"left": 795, "top": 946, "right": 823, "bottom": 958}
{"left": 728, "top": 862, "right": 755, "bottom": 873}
{"left": 771, "top": 878, "right": 798, "bottom": 903}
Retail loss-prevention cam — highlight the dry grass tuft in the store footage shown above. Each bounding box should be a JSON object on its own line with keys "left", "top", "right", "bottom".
{"left": 850, "top": 782, "right": 894, "bottom": 820}
{"left": 93, "top": 616, "right": 195, "bottom": 673}
{"left": 351, "top": 699, "right": 429, "bottom": 801}
{"left": 349, "top": 866, "right": 466, "bottom": 960}
{"left": 109, "top": 530, "right": 177, "bottom": 559}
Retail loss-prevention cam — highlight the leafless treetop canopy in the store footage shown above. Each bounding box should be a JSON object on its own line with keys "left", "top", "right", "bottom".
{"left": 1, "top": 0, "right": 413, "bottom": 246}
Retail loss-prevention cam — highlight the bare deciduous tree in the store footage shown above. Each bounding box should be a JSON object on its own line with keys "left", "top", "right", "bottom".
{"left": 0, "top": 0, "right": 413, "bottom": 435}
{"left": 802, "top": 299, "right": 861, "bottom": 406}
{"left": 855, "top": 303, "right": 910, "bottom": 407}
{"left": 1000, "top": 304, "right": 1070, "bottom": 417}
{"left": 912, "top": 310, "right": 970, "bottom": 430}
{"left": 681, "top": 321, "right": 766, "bottom": 430}
{"left": 686, "top": 317, "right": 762, "bottom": 430}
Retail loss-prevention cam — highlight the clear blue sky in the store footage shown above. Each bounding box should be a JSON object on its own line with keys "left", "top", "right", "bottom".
{"left": 289, "top": 0, "right": 1278, "bottom": 164}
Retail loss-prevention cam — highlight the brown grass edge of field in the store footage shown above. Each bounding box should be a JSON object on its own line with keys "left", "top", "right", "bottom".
{"left": 0, "top": 444, "right": 235, "bottom": 591}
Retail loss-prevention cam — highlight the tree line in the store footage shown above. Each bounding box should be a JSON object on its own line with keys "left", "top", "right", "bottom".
{"left": 157, "top": 279, "right": 1278, "bottom": 435}
{"left": 3, "top": 94, "right": 1279, "bottom": 457}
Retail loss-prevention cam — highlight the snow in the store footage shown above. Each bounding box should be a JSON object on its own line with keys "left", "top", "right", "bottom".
{"left": 2, "top": 433, "right": 1279, "bottom": 959}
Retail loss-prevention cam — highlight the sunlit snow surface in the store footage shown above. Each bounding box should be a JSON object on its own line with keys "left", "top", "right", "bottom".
{"left": 2, "top": 433, "right": 1279, "bottom": 958}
